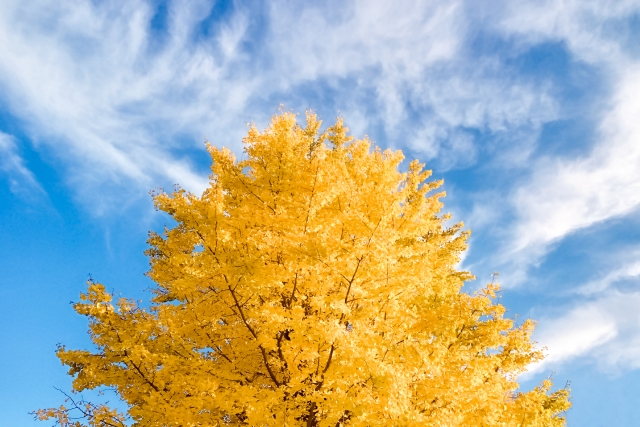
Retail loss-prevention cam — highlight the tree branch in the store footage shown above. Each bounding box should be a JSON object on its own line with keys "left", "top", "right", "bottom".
{"left": 344, "top": 257, "right": 364, "bottom": 304}
{"left": 227, "top": 278, "right": 281, "bottom": 387}
{"left": 303, "top": 166, "right": 319, "bottom": 234}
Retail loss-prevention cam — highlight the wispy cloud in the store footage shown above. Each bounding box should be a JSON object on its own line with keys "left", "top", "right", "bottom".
{"left": 530, "top": 290, "right": 640, "bottom": 375}
{"left": 0, "top": 131, "right": 43, "bottom": 197}
{"left": 578, "top": 257, "right": 640, "bottom": 295}
{"left": 265, "top": 0, "right": 560, "bottom": 170}
{"left": 528, "top": 303, "right": 618, "bottom": 375}
{"left": 495, "top": 0, "right": 640, "bottom": 66}
{"left": 0, "top": 0, "right": 244, "bottom": 207}
{"left": 504, "top": 68, "right": 640, "bottom": 281}
{"left": 458, "top": 0, "right": 640, "bottom": 287}
{"left": 528, "top": 251, "right": 640, "bottom": 373}
{"left": 451, "top": 4, "right": 640, "bottom": 375}
{"left": 0, "top": 0, "right": 565, "bottom": 210}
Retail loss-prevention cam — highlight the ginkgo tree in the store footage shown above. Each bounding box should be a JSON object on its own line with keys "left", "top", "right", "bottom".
{"left": 38, "top": 111, "right": 570, "bottom": 427}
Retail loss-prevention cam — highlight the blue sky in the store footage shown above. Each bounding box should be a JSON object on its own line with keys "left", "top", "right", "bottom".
{"left": 1, "top": 0, "right": 640, "bottom": 425}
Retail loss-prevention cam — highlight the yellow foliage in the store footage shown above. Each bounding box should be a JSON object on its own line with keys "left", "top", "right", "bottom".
{"left": 38, "top": 111, "right": 570, "bottom": 426}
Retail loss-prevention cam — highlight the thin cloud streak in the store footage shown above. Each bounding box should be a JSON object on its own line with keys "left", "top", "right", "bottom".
{"left": 495, "top": 0, "right": 640, "bottom": 66}
{"left": 506, "top": 68, "right": 640, "bottom": 280}
{"left": 266, "top": 0, "right": 559, "bottom": 170}
{"left": 528, "top": 304, "right": 618, "bottom": 376}
{"left": 0, "top": 131, "right": 44, "bottom": 196}
{"left": 578, "top": 259, "right": 640, "bottom": 296}
{"left": 0, "top": 0, "right": 242, "bottom": 204}
{"left": 530, "top": 291, "right": 640, "bottom": 375}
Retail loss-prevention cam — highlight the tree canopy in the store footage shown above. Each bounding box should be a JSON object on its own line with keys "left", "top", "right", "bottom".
{"left": 38, "top": 111, "right": 570, "bottom": 426}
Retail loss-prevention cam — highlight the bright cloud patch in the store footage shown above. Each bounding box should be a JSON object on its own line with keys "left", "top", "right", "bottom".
{"left": 532, "top": 291, "right": 640, "bottom": 374}
{"left": 510, "top": 68, "right": 640, "bottom": 270}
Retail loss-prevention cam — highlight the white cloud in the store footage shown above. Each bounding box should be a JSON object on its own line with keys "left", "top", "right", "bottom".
{"left": 0, "top": 0, "right": 569, "bottom": 210}
{"left": 0, "top": 0, "right": 241, "bottom": 207}
{"left": 267, "top": 0, "right": 464, "bottom": 80}
{"left": 529, "top": 291, "right": 640, "bottom": 375}
{"left": 0, "top": 132, "right": 43, "bottom": 196}
{"left": 505, "top": 68, "right": 640, "bottom": 276}
{"left": 266, "top": 0, "right": 559, "bottom": 169}
{"left": 493, "top": 0, "right": 640, "bottom": 66}
{"left": 438, "top": 0, "right": 640, "bottom": 286}
{"left": 529, "top": 303, "right": 618, "bottom": 375}
{"left": 578, "top": 258, "right": 640, "bottom": 295}
{"left": 402, "top": 74, "right": 556, "bottom": 170}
